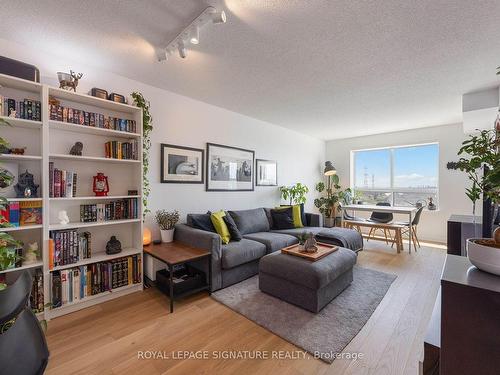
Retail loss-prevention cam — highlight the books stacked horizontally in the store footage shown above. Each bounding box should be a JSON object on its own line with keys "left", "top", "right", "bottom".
{"left": 48, "top": 230, "right": 91, "bottom": 269}
{"left": 0, "top": 96, "right": 42, "bottom": 121}
{"left": 104, "top": 140, "right": 139, "bottom": 160}
{"left": 0, "top": 200, "right": 42, "bottom": 227}
{"left": 30, "top": 270, "right": 44, "bottom": 313}
{"left": 49, "top": 162, "right": 77, "bottom": 198}
{"left": 51, "top": 254, "right": 141, "bottom": 307}
{"left": 49, "top": 103, "right": 137, "bottom": 133}
{"left": 80, "top": 198, "right": 139, "bottom": 223}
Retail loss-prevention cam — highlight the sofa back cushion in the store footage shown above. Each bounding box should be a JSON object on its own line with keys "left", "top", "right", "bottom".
{"left": 228, "top": 208, "right": 270, "bottom": 235}
{"left": 187, "top": 213, "right": 216, "bottom": 233}
{"left": 270, "top": 207, "right": 295, "bottom": 230}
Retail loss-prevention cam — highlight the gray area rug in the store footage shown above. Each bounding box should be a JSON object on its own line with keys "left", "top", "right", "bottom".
{"left": 212, "top": 266, "right": 396, "bottom": 363}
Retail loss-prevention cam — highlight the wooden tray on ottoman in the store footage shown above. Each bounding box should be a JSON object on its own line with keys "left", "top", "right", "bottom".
{"left": 281, "top": 242, "right": 338, "bottom": 261}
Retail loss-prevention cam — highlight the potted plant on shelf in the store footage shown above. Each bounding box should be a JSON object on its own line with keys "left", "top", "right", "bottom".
{"left": 314, "top": 174, "right": 351, "bottom": 227}
{"left": 279, "top": 183, "right": 309, "bottom": 205}
{"left": 155, "top": 210, "right": 180, "bottom": 243}
{"left": 448, "top": 122, "right": 499, "bottom": 275}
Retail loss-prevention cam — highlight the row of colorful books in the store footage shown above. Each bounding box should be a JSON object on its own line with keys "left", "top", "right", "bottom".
{"left": 104, "top": 140, "right": 139, "bottom": 160}
{"left": 48, "top": 230, "right": 91, "bottom": 268}
{"left": 0, "top": 96, "right": 42, "bottom": 121}
{"left": 0, "top": 200, "right": 42, "bottom": 226}
{"left": 51, "top": 255, "right": 142, "bottom": 307}
{"left": 49, "top": 163, "right": 77, "bottom": 198}
{"left": 49, "top": 104, "right": 137, "bottom": 133}
{"left": 80, "top": 199, "right": 139, "bottom": 222}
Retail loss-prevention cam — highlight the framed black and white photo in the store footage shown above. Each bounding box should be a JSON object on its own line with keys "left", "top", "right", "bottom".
{"left": 256, "top": 159, "right": 277, "bottom": 186}
{"left": 206, "top": 143, "right": 254, "bottom": 191}
{"left": 160, "top": 144, "right": 204, "bottom": 184}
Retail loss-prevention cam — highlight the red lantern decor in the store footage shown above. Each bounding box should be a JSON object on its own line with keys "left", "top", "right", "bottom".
{"left": 93, "top": 172, "right": 109, "bottom": 196}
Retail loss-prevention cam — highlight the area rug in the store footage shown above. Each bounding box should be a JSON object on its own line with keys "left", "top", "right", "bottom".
{"left": 212, "top": 266, "right": 396, "bottom": 363}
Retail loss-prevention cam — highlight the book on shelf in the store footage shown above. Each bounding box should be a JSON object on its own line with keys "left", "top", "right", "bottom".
{"left": 49, "top": 230, "right": 91, "bottom": 269}
{"left": 80, "top": 198, "right": 139, "bottom": 223}
{"left": 30, "top": 269, "right": 44, "bottom": 313}
{"left": 49, "top": 103, "right": 137, "bottom": 133}
{"left": 1, "top": 201, "right": 20, "bottom": 227}
{"left": 19, "top": 200, "right": 42, "bottom": 226}
{"left": 104, "top": 140, "right": 138, "bottom": 160}
{"left": 0, "top": 95, "right": 42, "bottom": 121}
{"left": 49, "top": 162, "right": 77, "bottom": 198}
{"left": 51, "top": 254, "right": 141, "bottom": 307}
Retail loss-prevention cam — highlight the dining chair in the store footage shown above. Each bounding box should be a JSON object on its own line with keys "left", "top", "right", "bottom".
{"left": 393, "top": 206, "right": 424, "bottom": 250}
{"left": 367, "top": 202, "right": 394, "bottom": 244}
{"left": 0, "top": 270, "right": 32, "bottom": 325}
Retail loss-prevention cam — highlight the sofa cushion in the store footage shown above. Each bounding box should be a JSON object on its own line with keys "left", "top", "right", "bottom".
{"left": 279, "top": 204, "right": 304, "bottom": 228}
{"left": 259, "top": 247, "right": 357, "bottom": 289}
{"left": 281, "top": 203, "right": 307, "bottom": 228}
{"left": 223, "top": 212, "right": 242, "bottom": 241}
{"left": 221, "top": 239, "right": 267, "bottom": 269}
{"left": 271, "top": 227, "right": 324, "bottom": 238}
{"left": 270, "top": 207, "right": 295, "bottom": 230}
{"left": 243, "top": 232, "right": 298, "bottom": 254}
{"left": 228, "top": 208, "right": 270, "bottom": 235}
{"left": 210, "top": 210, "right": 231, "bottom": 244}
{"left": 187, "top": 213, "right": 216, "bottom": 233}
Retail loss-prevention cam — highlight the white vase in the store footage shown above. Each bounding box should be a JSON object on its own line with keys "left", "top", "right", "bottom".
{"left": 160, "top": 229, "right": 175, "bottom": 243}
{"left": 467, "top": 238, "right": 500, "bottom": 276}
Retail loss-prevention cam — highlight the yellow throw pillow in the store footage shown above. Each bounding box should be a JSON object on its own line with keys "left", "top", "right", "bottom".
{"left": 210, "top": 210, "right": 231, "bottom": 244}
{"left": 276, "top": 205, "right": 303, "bottom": 228}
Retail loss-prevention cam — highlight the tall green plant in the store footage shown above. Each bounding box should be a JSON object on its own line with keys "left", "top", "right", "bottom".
{"left": 131, "top": 92, "right": 153, "bottom": 219}
{"left": 279, "top": 183, "right": 309, "bottom": 205}
{"left": 314, "top": 174, "right": 351, "bottom": 219}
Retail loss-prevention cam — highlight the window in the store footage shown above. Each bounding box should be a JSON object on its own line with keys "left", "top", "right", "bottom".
{"left": 352, "top": 143, "right": 439, "bottom": 209}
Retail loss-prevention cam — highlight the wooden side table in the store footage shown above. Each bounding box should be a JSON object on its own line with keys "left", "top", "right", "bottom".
{"left": 144, "top": 242, "right": 211, "bottom": 313}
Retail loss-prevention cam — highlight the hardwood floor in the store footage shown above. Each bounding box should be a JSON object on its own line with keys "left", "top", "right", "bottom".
{"left": 45, "top": 241, "right": 446, "bottom": 375}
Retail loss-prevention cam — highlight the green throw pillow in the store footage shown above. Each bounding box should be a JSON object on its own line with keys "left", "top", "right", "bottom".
{"left": 276, "top": 205, "right": 303, "bottom": 228}
{"left": 210, "top": 210, "right": 231, "bottom": 244}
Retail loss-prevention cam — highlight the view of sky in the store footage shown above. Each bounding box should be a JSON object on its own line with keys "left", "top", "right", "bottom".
{"left": 354, "top": 144, "right": 439, "bottom": 189}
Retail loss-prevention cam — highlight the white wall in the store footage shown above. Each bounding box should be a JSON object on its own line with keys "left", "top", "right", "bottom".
{"left": 326, "top": 123, "right": 474, "bottom": 243}
{"left": 0, "top": 38, "right": 325, "bottom": 240}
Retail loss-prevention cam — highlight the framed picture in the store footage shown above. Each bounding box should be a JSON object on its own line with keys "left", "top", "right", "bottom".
{"left": 206, "top": 143, "right": 255, "bottom": 191}
{"left": 160, "top": 144, "right": 204, "bottom": 184}
{"left": 256, "top": 159, "right": 277, "bottom": 186}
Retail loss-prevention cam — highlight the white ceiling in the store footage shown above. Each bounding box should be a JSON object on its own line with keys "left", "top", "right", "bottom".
{"left": 1, "top": 0, "right": 500, "bottom": 140}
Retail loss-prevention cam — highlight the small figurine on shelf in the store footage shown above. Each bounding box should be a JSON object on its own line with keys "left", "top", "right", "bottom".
{"left": 106, "top": 236, "right": 122, "bottom": 255}
{"left": 23, "top": 242, "right": 39, "bottom": 265}
{"left": 57, "top": 70, "right": 83, "bottom": 92}
{"left": 14, "top": 170, "right": 39, "bottom": 198}
{"left": 58, "top": 210, "right": 69, "bottom": 225}
{"left": 69, "top": 142, "right": 83, "bottom": 156}
{"left": 93, "top": 172, "right": 109, "bottom": 196}
{"left": 428, "top": 197, "right": 437, "bottom": 211}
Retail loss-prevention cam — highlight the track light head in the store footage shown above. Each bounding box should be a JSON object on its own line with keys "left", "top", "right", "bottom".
{"left": 178, "top": 41, "right": 187, "bottom": 58}
{"left": 189, "top": 26, "right": 200, "bottom": 45}
{"left": 211, "top": 10, "right": 226, "bottom": 24}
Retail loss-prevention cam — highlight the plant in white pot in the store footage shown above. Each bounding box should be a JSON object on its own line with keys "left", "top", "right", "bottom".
{"left": 314, "top": 174, "right": 351, "bottom": 228}
{"left": 155, "top": 210, "right": 180, "bottom": 243}
{"left": 449, "top": 122, "right": 499, "bottom": 275}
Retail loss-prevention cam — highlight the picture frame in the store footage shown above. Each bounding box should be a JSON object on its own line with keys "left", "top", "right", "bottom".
{"left": 255, "top": 159, "right": 278, "bottom": 186}
{"left": 160, "top": 144, "right": 204, "bottom": 184}
{"left": 206, "top": 143, "right": 255, "bottom": 191}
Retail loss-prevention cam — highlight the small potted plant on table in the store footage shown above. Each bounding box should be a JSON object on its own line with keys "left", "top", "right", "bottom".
{"left": 155, "top": 210, "right": 180, "bottom": 243}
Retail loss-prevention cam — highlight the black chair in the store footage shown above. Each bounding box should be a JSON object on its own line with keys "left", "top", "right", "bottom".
{"left": 367, "top": 202, "right": 394, "bottom": 244}
{"left": 0, "top": 307, "right": 49, "bottom": 375}
{"left": 0, "top": 270, "right": 32, "bottom": 325}
{"left": 393, "top": 206, "right": 424, "bottom": 250}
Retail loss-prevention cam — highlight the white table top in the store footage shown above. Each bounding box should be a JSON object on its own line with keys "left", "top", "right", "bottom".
{"left": 342, "top": 204, "right": 418, "bottom": 214}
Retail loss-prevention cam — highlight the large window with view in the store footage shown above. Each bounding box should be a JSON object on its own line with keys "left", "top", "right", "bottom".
{"left": 352, "top": 143, "right": 439, "bottom": 209}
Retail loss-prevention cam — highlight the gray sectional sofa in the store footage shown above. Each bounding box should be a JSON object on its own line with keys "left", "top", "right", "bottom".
{"left": 174, "top": 207, "right": 363, "bottom": 291}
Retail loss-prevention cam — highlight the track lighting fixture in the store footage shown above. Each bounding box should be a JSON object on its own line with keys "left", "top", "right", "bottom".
{"left": 156, "top": 6, "right": 227, "bottom": 62}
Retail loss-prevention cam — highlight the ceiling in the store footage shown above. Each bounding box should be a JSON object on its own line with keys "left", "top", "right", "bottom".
{"left": 1, "top": 0, "right": 500, "bottom": 140}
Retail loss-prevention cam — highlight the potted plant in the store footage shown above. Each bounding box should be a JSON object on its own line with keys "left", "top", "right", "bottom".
{"left": 279, "top": 183, "right": 309, "bottom": 205}
{"left": 155, "top": 210, "right": 180, "bottom": 243}
{"left": 448, "top": 123, "right": 499, "bottom": 274}
{"left": 314, "top": 174, "right": 351, "bottom": 227}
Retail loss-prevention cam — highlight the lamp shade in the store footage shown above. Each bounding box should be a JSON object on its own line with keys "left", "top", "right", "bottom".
{"left": 324, "top": 161, "right": 336, "bottom": 176}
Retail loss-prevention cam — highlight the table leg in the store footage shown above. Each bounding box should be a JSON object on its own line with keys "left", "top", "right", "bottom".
{"left": 396, "top": 228, "right": 401, "bottom": 253}
{"left": 207, "top": 255, "right": 212, "bottom": 296}
{"left": 169, "top": 266, "right": 174, "bottom": 313}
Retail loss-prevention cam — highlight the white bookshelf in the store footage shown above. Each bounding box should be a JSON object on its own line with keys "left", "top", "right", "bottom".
{"left": 0, "top": 73, "right": 144, "bottom": 320}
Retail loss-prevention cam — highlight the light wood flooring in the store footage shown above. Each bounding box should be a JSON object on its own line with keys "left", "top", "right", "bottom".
{"left": 45, "top": 240, "right": 446, "bottom": 375}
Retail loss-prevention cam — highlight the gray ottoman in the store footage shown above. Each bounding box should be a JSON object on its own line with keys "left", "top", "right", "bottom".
{"left": 259, "top": 247, "right": 357, "bottom": 313}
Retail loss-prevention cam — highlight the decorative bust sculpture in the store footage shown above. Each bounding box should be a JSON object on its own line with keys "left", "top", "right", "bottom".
{"left": 106, "top": 236, "right": 122, "bottom": 255}
{"left": 304, "top": 232, "right": 318, "bottom": 253}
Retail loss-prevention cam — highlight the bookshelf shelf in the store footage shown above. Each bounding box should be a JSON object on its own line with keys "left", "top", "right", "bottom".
{"left": 0, "top": 73, "right": 42, "bottom": 93}
{"left": 0, "top": 154, "right": 42, "bottom": 161}
{"left": 0, "top": 224, "right": 43, "bottom": 232}
{"left": 50, "top": 195, "right": 141, "bottom": 201}
{"left": 49, "top": 153, "right": 140, "bottom": 164}
{"left": 0, "top": 261, "right": 43, "bottom": 274}
{"left": 0, "top": 116, "right": 42, "bottom": 129}
{"left": 50, "top": 248, "right": 142, "bottom": 271}
{"left": 49, "top": 218, "right": 141, "bottom": 231}
{"left": 6, "top": 197, "right": 43, "bottom": 202}
{"left": 49, "top": 120, "right": 140, "bottom": 139}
